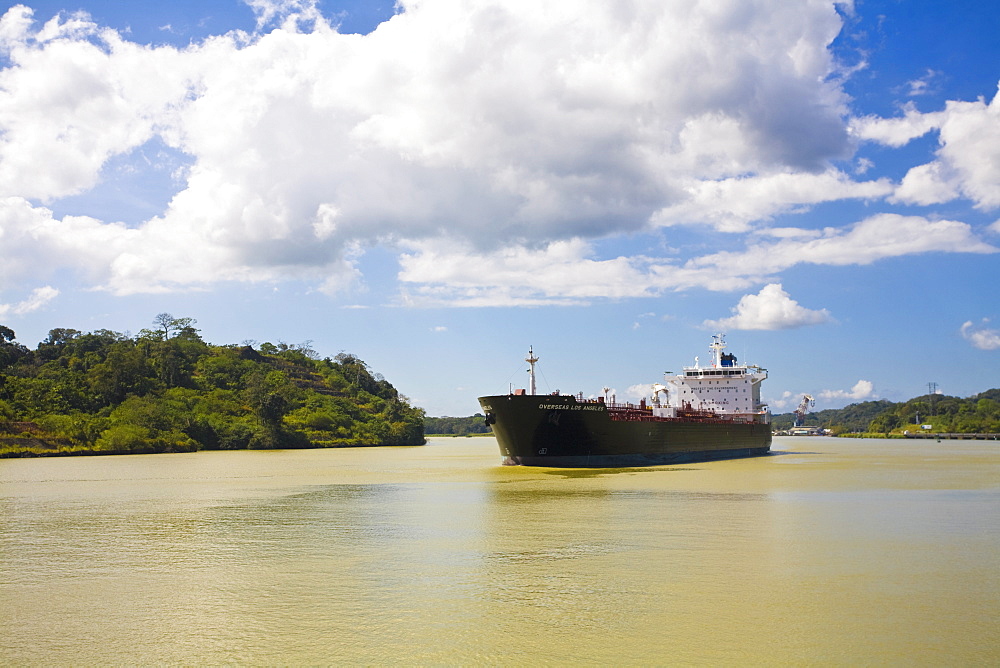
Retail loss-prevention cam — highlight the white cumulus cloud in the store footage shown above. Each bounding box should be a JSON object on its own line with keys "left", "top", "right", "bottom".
{"left": 819, "top": 380, "right": 876, "bottom": 401}
{"left": 698, "top": 213, "right": 996, "bottom": 271}
{"left": 857, "top": 86, "right": 1000, "bottom": 210}
{"left": 703, "top": 283, "right": 832, "bottom": 330}
{"left": 397, "top": 213, "right": 996, "bottom": 306}
{"left": 0, "top": 1, "right": 996, "bottom": 308}
{"left": 961, "top": 319, "right": 1000, "bottom": 350}
{"left": 652, "top": 170, "right": 893, "bottom": 233}
{"left": 0, "top": 285, "right": 59, "bottom": 317}
{"left": 626, "top": 384, "right": 654, "bottom": 402}
{"left": 0, "top": 0, "right": 856, "bottom": 297}
{"left": 852, "top": 102, "right": 945, "bottom": 147}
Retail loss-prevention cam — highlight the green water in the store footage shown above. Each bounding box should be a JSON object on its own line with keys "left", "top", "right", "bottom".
{"left": 2, "top": 437, "right": 998, "bottom": 665}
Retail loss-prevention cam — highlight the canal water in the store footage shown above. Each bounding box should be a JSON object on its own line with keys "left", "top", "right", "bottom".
{"left": 2, "top": 437, "right": 998, "bottom": 665}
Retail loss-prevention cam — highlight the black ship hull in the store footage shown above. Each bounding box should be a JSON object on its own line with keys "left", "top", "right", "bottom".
{"left": 479, "top": 393, "right": 771, "bottom": 467}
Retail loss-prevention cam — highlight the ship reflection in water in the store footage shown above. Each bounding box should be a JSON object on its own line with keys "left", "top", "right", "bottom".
{"left": 2, "top": 437, "right": 998, "bottom": 665}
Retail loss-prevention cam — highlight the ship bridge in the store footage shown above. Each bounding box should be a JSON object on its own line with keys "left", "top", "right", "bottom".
{"left": 665, "top": 334, "right": 768, "bottom": 417}
{"left": 684, "top": 368, "right": 749, "bottom": 378}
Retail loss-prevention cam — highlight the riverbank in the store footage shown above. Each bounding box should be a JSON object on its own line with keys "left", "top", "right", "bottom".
{"left": 0, "top": 434, "right": 426, "bottom": 458}
{"left": 902, "top": 432, "right": 1000, "bottom": 440}
{"left": 830, "top": 432, "right": 1000, "bottom": 440}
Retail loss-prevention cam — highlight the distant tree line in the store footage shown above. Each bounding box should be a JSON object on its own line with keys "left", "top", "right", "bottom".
{"left": 424, "top": 414, "right": 491, "bottom": 435}
{"left": 0, "top": 315, "right": 425, "bottom": 456}
{"left": 772, "top": 390, "right": 1000, "bottom": 435}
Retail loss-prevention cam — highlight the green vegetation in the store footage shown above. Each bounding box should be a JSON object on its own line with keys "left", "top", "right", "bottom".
{"left": 0, "top": 316, "right": 424, "bottom": 457}
{"left": 424, "top": 414, "right": 492, "bottom": 436}
{"left": 772, "top": 390, "right": 1000, "bottom": 436}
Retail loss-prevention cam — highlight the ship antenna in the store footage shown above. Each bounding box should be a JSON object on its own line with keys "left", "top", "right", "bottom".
{"left": 526, "top": 346, "right": 539, "bottom": 395}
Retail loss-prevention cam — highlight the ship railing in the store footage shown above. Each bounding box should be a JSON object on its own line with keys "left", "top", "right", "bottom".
{"left": 581, "top": 398, "right": 654, "bottom": 411}
{"left": 607, "top": 413, "right": 757, "bottom": 424}
{"left": 605, "top": 406, "right": 756, "bottom": 424}
{"left": 578, "top": 398, "right": 759, "bottom": 425}
{"left": 602, "top": 401, "right": 648, "bottom": 410}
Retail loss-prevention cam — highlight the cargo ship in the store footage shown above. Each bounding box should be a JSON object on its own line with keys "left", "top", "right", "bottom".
{"left": 479, "top": 335, "right": 771, "bottom": 467}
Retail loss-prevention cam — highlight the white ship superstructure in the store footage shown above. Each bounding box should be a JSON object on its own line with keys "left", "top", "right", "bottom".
{"left": 653, "top": 334, "right": 769, "bottom": 421}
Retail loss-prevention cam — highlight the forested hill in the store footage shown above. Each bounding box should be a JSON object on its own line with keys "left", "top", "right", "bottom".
{"left": 424, "top": 414, "right": 491, "bottom": 436}
{"left": 0, "top": 316, "right": 425, "bottom": 457}
{"left": 772, "top": 389, "right": 1000, "bottom": 435}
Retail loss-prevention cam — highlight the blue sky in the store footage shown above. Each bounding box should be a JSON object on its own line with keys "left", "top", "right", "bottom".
{"left": 1, "top": 0, "right": 998, "bottom": 417}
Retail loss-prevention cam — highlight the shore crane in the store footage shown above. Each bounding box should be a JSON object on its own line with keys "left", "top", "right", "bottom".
{"left": 794, "top": 394, "right": 815, "bottom": 427}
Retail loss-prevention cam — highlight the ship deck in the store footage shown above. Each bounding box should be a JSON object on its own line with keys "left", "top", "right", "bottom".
{"left": 581, "top": 399, "right": 760, "bottom": 425}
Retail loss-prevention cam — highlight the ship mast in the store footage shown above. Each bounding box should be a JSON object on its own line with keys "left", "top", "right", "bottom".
{"left": 709, "top": 333, "right": 726, "bottom": 367}
{"left": 526, "top": 346, "right": 539, "bottom": 395}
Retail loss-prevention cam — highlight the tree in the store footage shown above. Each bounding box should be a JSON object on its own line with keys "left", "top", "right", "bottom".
{"left": 868, "top": 413, "right": 901, "bottom": 433}
{"left": 152, "top": 313, "right": 197, "bottom": 340}
{"left": 424, "top": 415, "right": 491, "bottom": 435}
{"left": 89, "top": 342, "right": 156, "bottom": 405}
{"left": 36, "top": 328, "right": 83, "bottom": 361}
{"left": 43, "top": 328, "right": 81, "bottom": 346}
{"left": 150, "top": 329, "right": 208, "bottom": 389}
{"left": 243, "top": 368, "right": 299, "bottom": 448}
{"left": 0, "top": 326, "right": 29, "bottom": 370}
{"left": 196, "top": 350, "right": 256, "bottom": 390}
